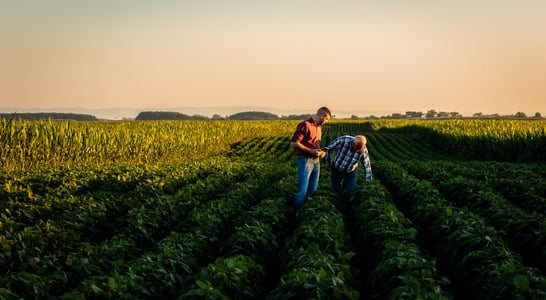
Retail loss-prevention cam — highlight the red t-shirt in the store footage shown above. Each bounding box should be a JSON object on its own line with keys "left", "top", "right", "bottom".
{"left": 292, "top": 117, "right": 322, "bottom": 156}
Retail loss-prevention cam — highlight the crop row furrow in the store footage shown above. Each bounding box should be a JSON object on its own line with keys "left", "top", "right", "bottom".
{"left": 1, "top": 159, "right": 285, "bottom": 298}
{"left": 365, "top": 134, "right": 401, "bottom": 162}
{"left": 348, "top": 182, "right": 453, "bottom": 299}
{"left": 390, "top": 133, "right": 447, "bottom": 161}
{"left": 60, "top": 161, "right": 293, "bottom": 299}
{"left": 269, "top": 193, "right": 360, "bottom": 299}
{"left": 406, "top": 160, "right": 546, "bottom": 210}
{"left": 371, "top": 134, "right": 420, "bottom": 161}
{"left": 183, "top": 194, "right": 293, "bottom": 298}
{"left": 0, "top": 159, "right": 241, "bottom": 279}
{"left": 404, "top": 161, "right": 546, "bottom": 272}
{"left": 375, "top": 161, "right": 546, "bottom": 299}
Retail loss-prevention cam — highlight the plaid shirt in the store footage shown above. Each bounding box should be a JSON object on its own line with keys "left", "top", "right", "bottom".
{"left": 325, "top": 135, "right": 372, "bottom": 181}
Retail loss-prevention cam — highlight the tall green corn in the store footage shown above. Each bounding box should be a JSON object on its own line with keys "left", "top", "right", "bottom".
{"left": 0, "top": 119, "right": 296, "bottom": 171}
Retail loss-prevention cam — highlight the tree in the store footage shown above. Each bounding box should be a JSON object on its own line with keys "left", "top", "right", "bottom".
{"left": 437, "top": 111, "right": 449, "bottom": 118}
{"left": 535, "top": 112, "right": 542, "bottom": 118}
{"left": 390, "top": 113, "right": 404, "bottom": 119}
{"left": 228, "top": 111, "right": 279, "bottom": 120}
{"left": 449, "top": 112, "right": 462, "bottom": 118}
{"left": 473, "top": 112, "right": 483, "bottom": 118}
{"left": 426, "top": 110, "right": 437, "bottom": 119}
{"left": 136, "top": 111, "right": 190, "bottom": 120}
{"left": 514, "top": 112, "right": 527, "bottom": 118}
{"left": 405, "top": 111, "right": 423, "bottom": 118}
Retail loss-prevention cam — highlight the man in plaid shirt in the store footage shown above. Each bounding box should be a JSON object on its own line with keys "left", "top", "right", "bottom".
{"left": 325, "top": 135, "right": 372, "bottom": 194}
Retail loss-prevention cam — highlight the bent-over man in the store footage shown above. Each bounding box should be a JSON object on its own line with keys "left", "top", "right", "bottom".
{"left": 325, "top": 135, "right": 372, "bottom": 194}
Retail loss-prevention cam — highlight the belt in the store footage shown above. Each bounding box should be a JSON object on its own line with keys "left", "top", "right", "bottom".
{"left": 297, "top": 155, "right": 319, "bottom": 160}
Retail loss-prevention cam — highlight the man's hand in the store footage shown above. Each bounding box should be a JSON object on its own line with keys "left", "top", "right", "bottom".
{"left": 309, "top": 148, "right": 322, "bottom": 157}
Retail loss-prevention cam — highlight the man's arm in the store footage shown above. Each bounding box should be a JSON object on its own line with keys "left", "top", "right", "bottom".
{"left": 325, "top": 137, "right": 343, "bottom": 171}
{"left": 324, "top": 136, "right": 344, "bottom": 162}
{"left": 361, "top": 147, "right": 372, "bottom": 182}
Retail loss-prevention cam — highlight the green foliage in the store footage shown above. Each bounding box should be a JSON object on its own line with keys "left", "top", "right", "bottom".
{"left": 183, "top": 255, "right": 265, "bottom": 299}
{"left": 375, "top": 161, "right": 546, "bottom": 299}
{"left": 0, "top": 119, "right": 296, "bottom": 171}
{"left": 228, "top": 111, "right": 279, "bottom": 120}
{"left": 0, "top": 120, "right": 544, "bottom": 299}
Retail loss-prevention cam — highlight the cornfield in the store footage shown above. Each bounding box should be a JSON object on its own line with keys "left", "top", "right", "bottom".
{"left": 0, "top": 119, "right": 296, "bottom": 171}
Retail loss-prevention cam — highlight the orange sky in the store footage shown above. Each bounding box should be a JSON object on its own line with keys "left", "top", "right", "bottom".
{"left": 1, "top": 1, "right": 545, "bottom": 117}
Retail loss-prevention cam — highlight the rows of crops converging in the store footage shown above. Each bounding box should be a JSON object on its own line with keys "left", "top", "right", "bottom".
{"left": 1, "top": 119, "right": 545, "bottom": 299}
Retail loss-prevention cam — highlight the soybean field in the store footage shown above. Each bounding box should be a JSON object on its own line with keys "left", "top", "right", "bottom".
{"left": 1, "top": 119, "right": 545, "bottom": 299}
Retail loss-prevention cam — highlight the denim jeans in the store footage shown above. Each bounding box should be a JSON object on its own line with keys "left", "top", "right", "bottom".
{"left": 294, "top": 157, "right": 320, "bottom": 209}
{"left": 331, "top": 166, "right": 358, "bottom": 194}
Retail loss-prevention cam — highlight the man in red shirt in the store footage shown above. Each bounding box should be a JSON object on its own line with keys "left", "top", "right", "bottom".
{"left": 290, "top": 107, "right": 331, "bottom": 209}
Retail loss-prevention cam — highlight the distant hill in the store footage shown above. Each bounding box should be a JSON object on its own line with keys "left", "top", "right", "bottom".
{"left": 135, "top": 111, "right": 209, "bottom": 120}
{"left": 0, "top": 113, "right": 98, "bottom": 121}
{"left": 228, "top": 111, "right": 279, "bottom": 120}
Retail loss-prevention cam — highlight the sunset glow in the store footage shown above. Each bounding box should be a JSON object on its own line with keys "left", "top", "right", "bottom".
{"left": 1, "top": 1, "right": 545, "bottom": 118}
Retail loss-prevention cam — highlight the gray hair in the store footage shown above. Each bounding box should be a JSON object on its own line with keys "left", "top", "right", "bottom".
{"left": 355, "top": 135, "right": 366, "bottom": 145}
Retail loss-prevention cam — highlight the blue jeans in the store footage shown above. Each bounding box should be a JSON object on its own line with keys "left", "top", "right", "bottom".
{"left": 331, "top": 166, "right": 358, "bottom": 194}
{"left": 294, "top": 157, "right": 320, "bottom": 209}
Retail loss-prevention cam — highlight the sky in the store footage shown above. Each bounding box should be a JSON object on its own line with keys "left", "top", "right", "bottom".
{"left": 1, "top": 0, "right": 545, "bottom": 118}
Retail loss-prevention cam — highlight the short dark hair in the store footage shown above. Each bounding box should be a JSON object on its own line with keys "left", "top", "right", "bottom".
{"left": 317, "top": 107, "right": 331, "bottom": 117}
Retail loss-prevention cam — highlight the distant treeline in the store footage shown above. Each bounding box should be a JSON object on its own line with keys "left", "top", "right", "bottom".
{"left": 360, "top": 110, "right": 543, "bottom": 120}
{"left": 2, "top": 110, "right": 543, "bottom": 121}
{"left": 0, "top": 113, "right": 98, "bottom": 121}
{"left": 136, "top": 110, "right": 544, "bottom": 121}
{"left": 135, "top": 111, "right": 311, "bottom": 121}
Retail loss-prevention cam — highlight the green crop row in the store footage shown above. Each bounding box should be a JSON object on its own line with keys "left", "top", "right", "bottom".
{"left": 404, "top": 160, "right": 546, "bottom": 272}
{"left": 1, "top": 158, "right": 293, "bottom": 298}
{"left": 375, "top": 161, "right": 546, "bottom": 299}
{"left": 323, "top": 119, "right": 545, "bottom": 162}
{"left": 183, "top": 195, "right": 293, "bottom": 298}
{"left": 376, "top": 119, "right": 546, "bottom": 161}
{"left": 348, "top": 182, "right": 452, "bottom": 299}
{"left": 270, "top": 194, "right": 360, "bottom": 299}
{"left": 1, "top": 158, "right": 242, "bottom": 276}
{"left": 402, "top": 160, "right": 545, "bottom": 213}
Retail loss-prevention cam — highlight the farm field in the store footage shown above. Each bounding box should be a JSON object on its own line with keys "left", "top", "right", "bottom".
{"left": 1, "top": 119, "right": 545, "bottom": 299}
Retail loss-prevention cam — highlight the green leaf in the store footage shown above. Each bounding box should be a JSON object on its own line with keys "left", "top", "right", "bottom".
{"left": 108, "top": 277, "right": 117, "bottom": 289}
{"left": 514, "top": 275, "right": 530, "bottom": 291}
{"left": 91, "top": 285, "right": 104, "bottom": 293}
{"left": 195, "top": 280, "right": 209, "bottom": 289}
{"left": 304, "top": 283, "right": 316, "bottom": 289}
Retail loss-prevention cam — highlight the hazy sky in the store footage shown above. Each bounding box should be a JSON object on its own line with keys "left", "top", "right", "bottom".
{"left": 1, "top": 0, "right": 545, "bottom": 116}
